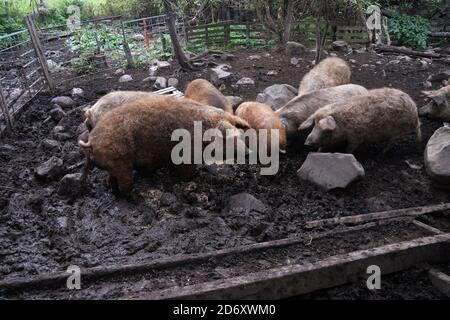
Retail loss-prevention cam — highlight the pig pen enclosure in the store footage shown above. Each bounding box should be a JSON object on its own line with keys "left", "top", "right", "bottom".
{"left": 1, "top": 14, "right": 450, "bottom": 299}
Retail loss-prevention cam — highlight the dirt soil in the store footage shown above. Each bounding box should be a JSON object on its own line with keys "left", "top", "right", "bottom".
{"left": 1, "top": 46, "right": 450, "bottom": 298}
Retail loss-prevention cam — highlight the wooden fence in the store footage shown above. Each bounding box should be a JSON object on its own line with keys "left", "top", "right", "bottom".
{"left": 186, "top": 21, "right": 267, "bottom": 49}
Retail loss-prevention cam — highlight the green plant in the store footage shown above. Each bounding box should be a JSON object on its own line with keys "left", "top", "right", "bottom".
{"left": 388, "top": 12, "right": 430, "bottom": 49}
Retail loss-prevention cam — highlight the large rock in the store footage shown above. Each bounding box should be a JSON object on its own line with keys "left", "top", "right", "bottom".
{"left": 424, "top": 127, "right": 450, "bottom": 185}
{"left": 210, "top": 64, "right": 232, "bottom": 85}
{"left": 256, "top": 84, "right": 298, "bottom": 110}
{"left": 332, "top": 40, "right": 349, "bottom": 52}
{"left": 226, "top": 193, "right": 267, "bottom": 213}
{"left": 286, "top": 41, "right": 307, "bottom": 57}
{"left": 51, "top": 96, "right": 75, "bottom": 108}
{"left": 168, "top": 77, "right": 179, "bottom": 88}
{"left": 427, "top": 70, "right": 450, "bottom": 83}
{"left": 149, "top": 65, "right": 159, "bottom": 77}
{"left": 49, "top": 106, "right": 66, "bottom": 121}
{"left": 71, "top": 88, "right": 84, "bottom": 98}
{"left": 35, "top": 156, "right": 64, "bottom": 181}
{"left": 297, "top": 153, "right": 365, "bottom": 191}
{"left": 119, "top": 74, "right": 133, "bottom": 83}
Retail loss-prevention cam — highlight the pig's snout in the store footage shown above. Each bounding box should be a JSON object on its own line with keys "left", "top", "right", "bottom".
{"left": 78, "top": 130, "right": 90, "bottom": 144}
{"left": 304, "top": 136, "right": 318, "bottom": 148}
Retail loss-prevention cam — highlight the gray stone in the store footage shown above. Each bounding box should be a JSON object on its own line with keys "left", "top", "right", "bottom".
{"left": 256, "top": 84, "right": 298, "bottom": 110}
{"left": 332, "top": 40, "right": 349, "bottom": 52}
{"left": 226, "top": 96, "right": 243, "bottom": 108}
{"left": 114, "top": 68, "right": 125, "bottom": 75}
{"left": 248, "top": 55, "right": 262, "bottom": 60}
{"left": 53, "top": 125, "right": 66, "bottom": 133}
{"left": 297, "top": 153, "right": 365, "bottom": 191}
{"left": 236, "top": 77, "right": 255, "bottom": 86}
{"left": 227, "top": 193, "right": 267, "bottom": 213}
{"left": 142, "top": 76, "right": 157, "bottom": 83}
{"left": 160, "top": 192, "right": 177, "bottom": 207}
{"left": 168, "top": 77, "right": 179, "bottom": 88}
{"left": 35, "top": 156, "right": 64, "bottom": 181}
{"left": 49, "top": 106, "right": 66, "bottom": 121}
{"left": 158, "top": 61, "right": 171, "bottom": 68}
{"left": 149, "top": 65, "right": 159, "bottom": 76}
{"left": 119, "top": 74, "right": 133, "bottom": 83}
{"left": 210, "top": 64, "right": 232, "bottom": 85}
{"left": 41, "top": 139, "right": 60, "bottom": 151}
{"left": 267, "top": 70, "right": 278, "bottom": 76}
{"left": 424, "top": 127, "right": 450, "bottom": 185}
{"left": 290, "top": 57, "right": 299, "bottom": 65}
{"left": 47, "top": 59, "right": 60, "bottom": 73}
{"left": 153, "top": 77, "right": 167, "bottom": 90}
{"left": 286, "top": 41, "right": 307, "bottom": 56}
{"left": 71, "top": 88, "right": 84, "bottom": 98}
{"left": 57, "top": 173, "right": 86, "bottom": 198}
{"left": 51, "top": 96, "right": 75, "bottom": 108}
{"left": 423, "top": 81, "right": 433, "bottom": 88}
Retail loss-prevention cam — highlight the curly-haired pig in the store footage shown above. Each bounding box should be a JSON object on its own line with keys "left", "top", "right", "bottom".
{"left": 301, "top": 88, "right": 421, "bottom": 153}
{"left": 419, "top": 85, "right": 450, "bottom": 121}
{"left": 84, "top": 91, "right": 155, "bottom": 130}
{"left": 298, "top": 57, "right": 351, "bottom": 96}
{"left": 185, "top": 79, "right": 234, "bottom": 114}
{"left": 79, "top": 95, "right": 250, "bottom": 194}
{"left": 275, "top": 84, "right": 368, "bottom": 143}
{"left": 235, "top": 102, "right": 287, "bottom": 154}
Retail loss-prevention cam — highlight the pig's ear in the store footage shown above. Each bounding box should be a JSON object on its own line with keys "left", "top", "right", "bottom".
{"left": 318, "top": 116, "right": 336, "bottom": 131}
{"left": 298, "top": 117, "right": 315, "bottom": 131}
{"left": 233, "top": 116, "right": 251, "bottom": 130}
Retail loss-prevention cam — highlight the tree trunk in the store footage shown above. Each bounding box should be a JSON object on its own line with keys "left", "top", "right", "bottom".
{"left": 281, "top": 0, "right": 294, "bottom": 45}
{"left": 39, "top": 0, "right": 47, "bottom": 8}
{"left": 162, "top": 0, "right": 193, "bottom": 70}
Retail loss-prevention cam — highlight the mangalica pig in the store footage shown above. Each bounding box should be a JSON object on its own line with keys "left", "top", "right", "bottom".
{"left": 79, "top": 95, "right": 250, "bottom": 194}
{"left": 185, "top": 79, "right": 234, "bottom": 114}
{"left": 235, "top": 102, "right": 287, "bottom": 153}
{"left": 84, "top": 91, "right": 155, "bottom": 130}
{"left": 298, "top": 57, "right": 351, "bottom": 95}
{"left": 419, "top": 85, "right": 450, "bottom": 121}
{"left": 276, "top": 84, "right": 368, "bottom": 142}
{"left": 302, "top": 88, "right": 421, "bottom": 153}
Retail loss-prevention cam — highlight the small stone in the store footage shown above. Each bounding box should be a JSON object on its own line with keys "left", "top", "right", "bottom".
{"left": 423, "top": 81, "right": 433, "bottom": 88}
{"left": 114, "top": 68, "right": 125, "bottom": 75}
{"left": 149, "top": 65, "right": 159, "bottom": 76}
{"left": 57, "top": 173, "right": 86, "bottom": 198}
{"left": 119, "top": 74, "right": 133, "bottom": 83}
{"left": 290, "top": 57, "right": 299, "bottom": 65}
{"left": 160, "top": 192, "right": 177, "bottom": 207}
{"left": 226, "top": 96, "right": 243, "bottom": 108}
{"left": 286, "top": 41, "right": 307, "bottom": 56}
{"left": 56, "top": 216, "right": 68, "bottom": 228}
{"left": 236, "top": 77, "right": 255, "bottom": 86}
{"left": 248, "top": 55, "right": 261, "bottom": 60}
{"left": 226, "top": 193, "right": 267, "bottom": 213}
{"left": 267, "top": 70, "right": 278, "bottom": 76}
{"left": 167, "top": 78, "right": 179, "bottom": 88}
{"left": 387, "top": 60, "right": 401, "bottom": 65}
{"left": 142, "top": 76, "right": 156, "bottom": 83}
{"left": 71, "top": 88, "right": 84, "bottom": 98}
{"left": 53, "top": 125, "right": 66, "bottom": 133}
{"left": 210, "top": 64, "right": 232, "bottom": 85}
{"left": 158, "top": 61, "right": 171, "bottom": 68}
{"left": 49, "top": 106, "right": 66, "bottom": 121}
{"left": 51, "top": 96, "right": 75, "bottom": 108}
{"left": 35, "top": 156, "right": 64, "bottom": 181}
{"left": 332, "top": 40, "right": 349, "bottom": 52}
{"left": 256, "top": 84, "right": 298, "bottom": 110}
{"left": 153, "top": 77, "right": 167, "bottom": 90}
{"left": 424, "top": 127, "right": 450, "bottom": 185}
{"left": 41, "top": 139, "right": 60, "bottom": 151}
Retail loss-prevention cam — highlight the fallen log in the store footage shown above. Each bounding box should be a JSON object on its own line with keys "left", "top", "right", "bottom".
{"left": 304, "top": 203, "right": 450, "bottom": 229}
{"left": 374, "top": 44, "right": 442, "bottom": 58}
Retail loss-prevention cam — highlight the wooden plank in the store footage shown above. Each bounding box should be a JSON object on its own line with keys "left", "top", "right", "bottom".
{"left": 413, "top": 220, "right": 444, "bottom": 235}
{"left": 24, "top": 15, "right": 55, "bottom": 91}
{"left": 429, "top": 269, "right": 450, "bottom": 298}
{"left": 0, "top": 82, "right": 13, "bottom": 130}
{"left": 305, "top": 203, "right": 450, "bottom": 229}
{"left": 140, "top": 233, "right": 450, "bottom": 299}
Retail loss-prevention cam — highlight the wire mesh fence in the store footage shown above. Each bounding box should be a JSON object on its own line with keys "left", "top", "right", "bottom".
{"left": 0, "top": 27, "right": 46, "bottom": 134}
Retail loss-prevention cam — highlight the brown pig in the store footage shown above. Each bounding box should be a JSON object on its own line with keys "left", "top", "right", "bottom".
{"left": 419, "top": 85, "right": 450, "bottom": 121}
{"left": 185, "top": 79, "right": 234, "bottom": 114}
{"left": 235, "top": 102, "right": 287, "bottom": 153}
{"left": 79, "top": 95, "right": 250, "bottom": 194}
{"left": 301, "top": 88, "right": 421, "bottom": 153}
{"left": 298, "top": 57, "right": 351, "bottom": 96}
{"left": 84, "top": 91, "right": 155, "bottom": 130}
{"left": 276, "top": 84, "right": 368, "bottom": 143}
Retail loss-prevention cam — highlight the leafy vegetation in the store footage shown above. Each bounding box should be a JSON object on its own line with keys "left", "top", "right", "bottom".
{"left": 388, "top": 12, "right": 430, "bottom": 49}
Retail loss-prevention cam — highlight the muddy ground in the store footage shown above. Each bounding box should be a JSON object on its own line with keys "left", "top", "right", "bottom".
{"left": 0, "top": 46, "right": 449, "bottom": 298}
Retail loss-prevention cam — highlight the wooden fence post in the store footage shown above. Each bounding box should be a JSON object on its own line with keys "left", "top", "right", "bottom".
{"left": 120, "top": 20, "right": 134, "bottom": 69}
{"left": 205, "top": 25, "right": 209, "bottom": 47}
{"left": 224, "top": 23, "right": 230, "bottom": 47}
{"left": 24, "top": 15, "right": 55, "bottom": 92}
{"left": 0, "top": 83, "right": 13, "bottom": 131}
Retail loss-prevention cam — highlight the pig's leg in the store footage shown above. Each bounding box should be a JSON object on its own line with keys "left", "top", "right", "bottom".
{"left": 107, "top": 163, "right": 134, "bottom": 194}
{"left": 381, "top": 139, "right": 396, "bottom": 155}
{"left": 175, "top": 164, "right": 196, "bottom": 181}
